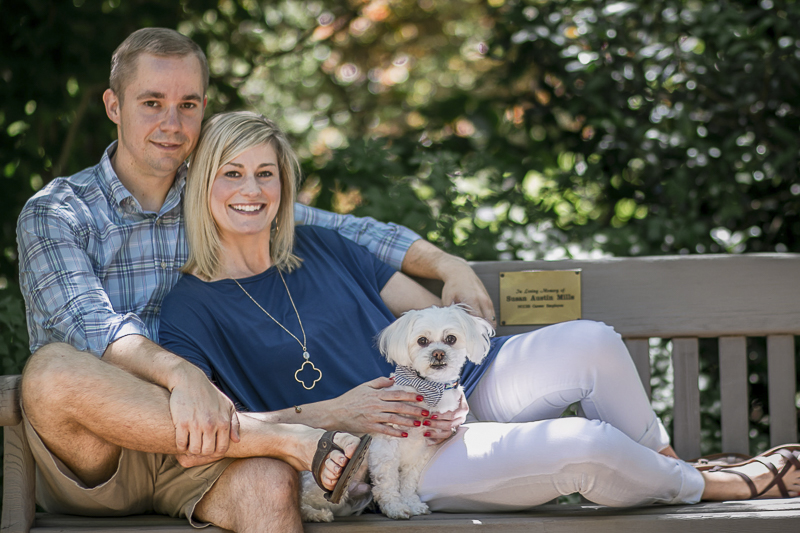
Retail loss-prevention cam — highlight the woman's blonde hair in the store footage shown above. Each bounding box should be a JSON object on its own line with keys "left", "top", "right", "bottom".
{"left": 183, "top": 111, "right": 301, "bottom": 279}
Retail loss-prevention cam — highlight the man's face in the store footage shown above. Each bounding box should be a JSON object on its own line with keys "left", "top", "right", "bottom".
{"left": 103, "top": 53, "right": 206, "bottom": 181}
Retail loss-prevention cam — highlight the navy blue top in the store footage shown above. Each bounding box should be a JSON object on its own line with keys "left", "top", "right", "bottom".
{"left": 159, "top": 226, "right": 507, "bottom": 412}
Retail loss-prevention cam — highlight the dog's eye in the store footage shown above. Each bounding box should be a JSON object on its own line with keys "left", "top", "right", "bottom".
{"left": 445, "top": 334, "right": 457, "bottom": 345}
{"left": 417, "top": 337, "right": 429, "bottom": 347}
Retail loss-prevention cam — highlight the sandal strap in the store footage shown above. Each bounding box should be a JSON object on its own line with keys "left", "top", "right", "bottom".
{"left": 312, "top": 430, "right": 344, "bottom": 492}
{"left": 758, "top": 449, "right": 800, "bottom": 498}
{"left": 713, "top": 466, "right": 758, "bottom": 499}
{"left": 752, "top": 457, "right": 782, "bottom": 497}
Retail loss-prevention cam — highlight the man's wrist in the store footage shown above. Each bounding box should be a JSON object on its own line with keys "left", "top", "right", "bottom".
{"left": 165, "top": 357, "right": 207, "bottom": 392}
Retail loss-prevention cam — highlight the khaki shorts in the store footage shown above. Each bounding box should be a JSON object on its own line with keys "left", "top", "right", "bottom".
{"left": 22, "top": 407, "right": 234, "bottom": 528}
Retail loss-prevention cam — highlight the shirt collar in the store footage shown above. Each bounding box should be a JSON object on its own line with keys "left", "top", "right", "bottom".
{"left": 97, "top": 141, "right": 187, "bottom": 216}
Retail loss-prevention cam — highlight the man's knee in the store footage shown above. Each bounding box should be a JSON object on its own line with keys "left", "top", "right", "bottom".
{"left": 255, "top": 459, "right": 300, "bottom": 508}
{"left": 21, "top": 343, "right": 93, "bottom": 418}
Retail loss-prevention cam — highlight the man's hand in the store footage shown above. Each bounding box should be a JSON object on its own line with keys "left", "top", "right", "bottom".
{"left": 169, "top": 364, "right": 241, "bottom": 457}
{"left": 438, "top": 256, "right": 495, "bottom": 326}
{"left": 401, "top": 240, "right": 496, "bottom": 327}
{"left": 102, "top": 335, "right": 240, "bottom": 459}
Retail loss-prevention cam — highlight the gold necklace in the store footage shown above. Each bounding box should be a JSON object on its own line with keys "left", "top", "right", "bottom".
{"left": 233, "top": 271, "right": 322, "bottom": 390}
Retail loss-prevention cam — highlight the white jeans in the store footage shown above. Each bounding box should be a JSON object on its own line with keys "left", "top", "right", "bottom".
{"left": 417, "top": 320, "right": 705, "bottom": 511}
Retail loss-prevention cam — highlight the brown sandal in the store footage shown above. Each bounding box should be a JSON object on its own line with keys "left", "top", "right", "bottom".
{"left": 690, "top": 452, "right": 752, "bottom": 467}
{"left": 697, "top": 444, "right": 800, "bottom": 498}
{"left": 311, "top": 431, "right": 372, "bottom": 504}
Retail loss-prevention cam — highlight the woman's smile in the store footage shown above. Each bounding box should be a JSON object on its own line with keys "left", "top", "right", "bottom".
{"left": 230, "top": 203, "right": 264, "bottom": 212}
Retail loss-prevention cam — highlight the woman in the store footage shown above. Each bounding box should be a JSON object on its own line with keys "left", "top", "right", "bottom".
{"left": 159, "top": 111, "right": 800, "bottom": 517}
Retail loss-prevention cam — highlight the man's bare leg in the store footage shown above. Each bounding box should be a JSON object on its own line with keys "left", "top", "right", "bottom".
{"left": 195, "top": 458, "right": 303, "bottom": 533}
{"left": 21, "top": 343, "right": 169, "bottom": 485}
{"left": 22, "top": 343, "right": 359, "bottom": 486}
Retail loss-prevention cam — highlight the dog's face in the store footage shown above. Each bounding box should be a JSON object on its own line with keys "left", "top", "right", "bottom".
{"left": 378, "top": 304, "right": 495, "bottom": 382}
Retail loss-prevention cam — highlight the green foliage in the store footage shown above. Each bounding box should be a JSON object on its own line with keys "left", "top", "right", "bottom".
{"left": 0, "top": 284, "right": 28, "bottom": 376}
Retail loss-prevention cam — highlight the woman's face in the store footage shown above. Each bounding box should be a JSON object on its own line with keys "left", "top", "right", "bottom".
{"left": 210, "top": 142, "right": 281, "bottom": 245}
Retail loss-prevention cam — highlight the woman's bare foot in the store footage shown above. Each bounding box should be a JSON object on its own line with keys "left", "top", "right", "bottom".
{"left": 701, "top": 446, "right": 800, "bottom": 500}
{"left": 316, "top": 432, "right": 362, "bottom": 491}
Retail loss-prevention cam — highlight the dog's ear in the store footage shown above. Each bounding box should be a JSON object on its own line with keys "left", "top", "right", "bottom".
{"left": 453, "top": 304, "right": 494, "bottom": 364}
{"left": 378, "top": 311, "right": 418, "bottom": 367}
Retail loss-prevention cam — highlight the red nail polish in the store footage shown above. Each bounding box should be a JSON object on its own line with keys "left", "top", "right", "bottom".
{"left": 424, "top": 432, "right": 431, "bottom": 437}
{"left": 421, "top": 410, "right": 430, "bottom": 417}
{"left": 416, "top": 395, "right": 424, "bottom": 402}
{"left": 414, "top": 420, "right": 421, "bottom": 427}
{"left": 402, "top": 432, "right": 409, "bottom": 438}
{"left": 431, "top": 415, "right": 438, "bottom": 419}
{"left": 423, "top": 420, "right": 431, "bottom": 426}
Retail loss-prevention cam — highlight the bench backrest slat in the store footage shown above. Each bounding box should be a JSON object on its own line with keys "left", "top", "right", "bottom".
{"left": 767, "top": 335, "right": 798, "bottom": 446}
{"left": 470, "top": 254, "right": 800, "bottom": 338}
{"left": 719, "top": 336, "right": 749, "bottom": 455}
{"left": 672, "top": 338, "right": 702, "bottom": 459}
{"left": 624, "top": 339, "right": 651, "bottom": 399}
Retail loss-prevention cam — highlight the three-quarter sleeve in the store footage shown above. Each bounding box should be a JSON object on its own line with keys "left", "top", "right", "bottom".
{"left": 294, "top": 203, "right": 421, "bottom": 271}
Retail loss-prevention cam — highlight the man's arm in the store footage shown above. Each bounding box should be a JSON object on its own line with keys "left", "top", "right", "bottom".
{"left": 295, "top": 204, "right": 496, "bottom": 325}
{"left": 400, "top": 239, "right": 496, "bottom": 325}
{"left": 102, "top": 335, "right": 240, "bottom": 455}
{"left": 295, "top": 203, "right": 419, "bottom": 270}
{"left": 17, "top": 198, "right": 148, "bottom": 356}
{"left": 17, "top": 196, "right": 238, "bottom": 455}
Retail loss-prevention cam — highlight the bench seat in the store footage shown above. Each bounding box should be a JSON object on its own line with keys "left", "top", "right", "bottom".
{"left": 27, "top": 500, "right": 800, "bottom": 532}
{"left": 3, "top": 253, "right": 799, "bottom": 532}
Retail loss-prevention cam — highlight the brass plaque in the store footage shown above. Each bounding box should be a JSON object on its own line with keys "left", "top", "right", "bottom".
{"left": 499, "top": 270, "right": 582, "bottom": 326}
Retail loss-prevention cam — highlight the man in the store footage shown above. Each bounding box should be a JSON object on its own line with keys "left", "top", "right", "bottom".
{"left": 16, "top": 28, "right": 494, "bottom": 532}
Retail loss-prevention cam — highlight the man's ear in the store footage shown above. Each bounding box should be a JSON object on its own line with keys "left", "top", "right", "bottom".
{"left": 103, "top": 89, "right": 121, "bottom": 125}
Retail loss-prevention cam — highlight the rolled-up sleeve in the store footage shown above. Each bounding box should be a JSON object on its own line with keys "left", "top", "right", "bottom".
{"left": 294, "top": 203, "right": 421, "bottom": 271}
{"left": 17, "top": 202, "right": 149, "bottom": 357}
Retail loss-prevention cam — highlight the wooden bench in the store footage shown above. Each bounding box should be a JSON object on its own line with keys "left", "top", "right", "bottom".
{"left": 2, "top": 253, "right": 799, "bottom": 532}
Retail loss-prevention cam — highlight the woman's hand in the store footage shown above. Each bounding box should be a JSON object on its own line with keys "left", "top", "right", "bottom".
{"left": 324, "top": 377, "right": 432, "bottom": 438}
{"left": 423, "top": 389, "right": 469, "bottom": 445}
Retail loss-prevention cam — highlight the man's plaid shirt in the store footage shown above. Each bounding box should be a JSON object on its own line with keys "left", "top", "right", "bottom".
{"left": 17, "top": 143, "right": 420, "bottom": 356}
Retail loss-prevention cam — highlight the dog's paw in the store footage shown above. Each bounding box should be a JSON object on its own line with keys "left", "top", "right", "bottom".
{"left": 300, "top": 505, "right": 334, "bottom": 523}
{"left": 407, "top": 500, "right": 430, "bottom": 516}
{"left": 381, "top": 501, "right": 414, "bottom": 520}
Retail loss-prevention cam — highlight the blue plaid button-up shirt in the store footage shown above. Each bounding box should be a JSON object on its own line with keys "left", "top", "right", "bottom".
{"left": 17, "top": 143, "right": 420, "bottom": 356}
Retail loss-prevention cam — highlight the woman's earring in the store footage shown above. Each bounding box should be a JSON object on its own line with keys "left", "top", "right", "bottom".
{"left": 271, "top": 219, "right": 279, "bottom": 233}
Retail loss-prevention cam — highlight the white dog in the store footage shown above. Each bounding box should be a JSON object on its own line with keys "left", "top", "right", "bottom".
{"left": 369, "top": 304, "right": 494, "bottom": 519}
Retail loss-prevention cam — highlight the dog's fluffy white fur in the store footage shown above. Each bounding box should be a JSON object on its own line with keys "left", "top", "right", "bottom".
{"left": 369, "top": 304, "right": 494, "bottom": 519}
{"left": 299, "top": 468, "right": 371, "bottom": 522}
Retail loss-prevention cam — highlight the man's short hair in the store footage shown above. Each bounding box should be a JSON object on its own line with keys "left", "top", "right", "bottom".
{"left": 110, "top": 27, "right": 209, "bottom": 98}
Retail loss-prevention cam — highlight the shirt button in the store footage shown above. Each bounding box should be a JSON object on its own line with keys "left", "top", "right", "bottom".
{"left": 161, "top": 261, "right": 167, "bottom": 269}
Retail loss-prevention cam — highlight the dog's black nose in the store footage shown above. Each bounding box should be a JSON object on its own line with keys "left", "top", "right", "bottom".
{"left": 432, "top": 349, "right": 446, "bottom": 362}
